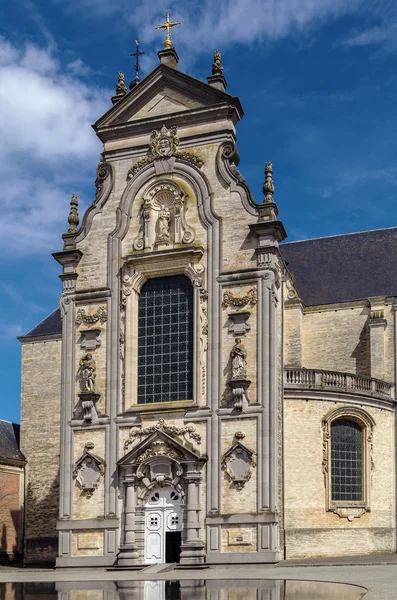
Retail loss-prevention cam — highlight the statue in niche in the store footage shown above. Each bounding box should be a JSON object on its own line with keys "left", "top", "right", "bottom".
{"left": 156, "top": 205, "right": 171, "bottom": 243}
{"left": 230, "top": 338, "right": 247, "bottom": 380}
{"left": 79, "top": 353, "right": 96, "bottom": 392}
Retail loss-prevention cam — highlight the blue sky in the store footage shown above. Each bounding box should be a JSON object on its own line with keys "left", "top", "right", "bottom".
{"left": 1, "top": 0, "right": 397, "bottom": 423}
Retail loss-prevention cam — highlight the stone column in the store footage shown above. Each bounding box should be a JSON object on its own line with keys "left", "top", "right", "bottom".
{"left": 179, "top": 469, "right": 205, "bottom": 566}
{"left": 117, "top": 477, "right": 140, "bottom": 567}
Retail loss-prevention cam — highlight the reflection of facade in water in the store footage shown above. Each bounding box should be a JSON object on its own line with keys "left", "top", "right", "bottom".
{"left": 18, "top": 31, "right": 397, "bottom": 568}
{"left": 0, "top": 579, "right": 365, "bottom": 600}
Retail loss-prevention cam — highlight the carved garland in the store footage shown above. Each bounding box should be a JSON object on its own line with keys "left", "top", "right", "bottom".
{"left": 76, "top": 306, "right": 107, "bottom": 326}
{"left": 124, "top": 418, "right": 201, "bottom": 452}
{"left": 135, "top": 441, "right": 185, "bottom": 465}
{"left": 222, "top": 288, "right": 258, "bottom": 310}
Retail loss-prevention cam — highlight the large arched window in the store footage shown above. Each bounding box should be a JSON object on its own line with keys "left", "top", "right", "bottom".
{"left": 322, "top": 407, "right": 375, "bottom": 518}
{"left": 331, "top": 419, "right": 363, "bottom": 502}
{"left": 137, "top": 275, "right": 193, "bottom": 404}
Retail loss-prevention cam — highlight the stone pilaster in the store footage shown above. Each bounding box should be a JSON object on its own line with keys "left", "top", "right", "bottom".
{"left": 369, "top": 298, "right": 387, "bottom": 381}
{"left": 116, "top": 476, "right": 140, "bottom": 568}
{"left": 178, "top": 469, "right": 205, "bottom": 567}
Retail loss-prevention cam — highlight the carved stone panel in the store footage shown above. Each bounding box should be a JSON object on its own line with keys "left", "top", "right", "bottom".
{"left": 73, "top": 443, "right": 105, "bottom": 497}
{"left": 79, "top": 329, "right": 101, "bottom": 351}
{"left": 228, "top": 311, "right": 251, "bottom": 336}
{"left": 222, "top": 442, "right": 256, "bottom": 490}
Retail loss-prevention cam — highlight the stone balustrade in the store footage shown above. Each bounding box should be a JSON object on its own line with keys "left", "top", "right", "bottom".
{"left": 284, "top": 368, "right": 394, "bottom": 400}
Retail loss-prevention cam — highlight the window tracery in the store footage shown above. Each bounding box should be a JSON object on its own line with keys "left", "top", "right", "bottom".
{"left": 322, "top": 406, "right": 375, "bottom": 520}
{"left": 137, "top": 275, "right": 194, "bottom": 404}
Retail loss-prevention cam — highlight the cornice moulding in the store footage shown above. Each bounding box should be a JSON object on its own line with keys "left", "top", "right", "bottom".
{"left": 95, "top": 105, "right": 240, "bottom": 144}
{"left": 18, "top": 333, "right": 62, "bottom": 344}
{"left": 284, "top": 388, "right": 395, "bottom": 412}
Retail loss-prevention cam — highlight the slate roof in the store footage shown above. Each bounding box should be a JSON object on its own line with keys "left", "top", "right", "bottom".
{"left": 280, "top": 227, "right": 397, "bottom": 306}
{"left": 22, "top": 308, "right": 62, "bottom": 339}
{"left": 20, "top": 228, "right": 397, "bottom": 338}
{"left": 0, "top": 421, "right": 25, "bottom": 463}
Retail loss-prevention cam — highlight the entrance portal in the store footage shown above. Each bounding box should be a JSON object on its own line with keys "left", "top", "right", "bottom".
{"left": 144, "top": 488, "right": 183, "bottom": 564}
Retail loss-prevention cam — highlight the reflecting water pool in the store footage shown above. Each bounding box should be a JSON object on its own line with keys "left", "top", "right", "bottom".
{"left": 0, "top": 579, "right": 367, "bottom": 600}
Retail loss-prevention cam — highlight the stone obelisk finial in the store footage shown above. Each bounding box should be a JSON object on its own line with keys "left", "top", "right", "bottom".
{"left": 258, "top": 162, "right": 279, "bottom": 222}
{"left": 67, "top": 194, "right": 79, "bottom": 233}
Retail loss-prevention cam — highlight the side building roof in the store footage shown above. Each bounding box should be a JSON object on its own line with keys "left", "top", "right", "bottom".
{"left": 20, "top": 227, "right": 397, "bottom": 338}
{"left": 0, "top": 421, "right": 25, "bottom": 464}
{"left": 280, "top": 226, "right": 397, "bottom": 306}
{"left": 21, "top": 308, "right": 62, "bottom": 339}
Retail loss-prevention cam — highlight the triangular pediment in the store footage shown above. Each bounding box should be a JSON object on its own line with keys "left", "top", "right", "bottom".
{"left": 118, "top": 429, "right": 203, "bottom": 467}
{"left": 94, "top": 64, "right": 243, "bottom": 132}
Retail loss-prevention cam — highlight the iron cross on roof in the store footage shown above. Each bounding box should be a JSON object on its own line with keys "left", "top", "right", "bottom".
{"left": 156, "top": 12, "right": 181, "bottom": 49}
{"left": 130, "top": 40, "right": 144, "bottom": 88}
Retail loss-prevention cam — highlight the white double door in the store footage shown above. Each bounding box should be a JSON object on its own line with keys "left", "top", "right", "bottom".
{"left": 144, "top": 488, "right": 183, "bottom": 564}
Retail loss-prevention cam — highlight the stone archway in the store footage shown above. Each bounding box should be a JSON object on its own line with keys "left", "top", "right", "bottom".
{"left": 116, "top": 429, "right": 206, "bottom": 567}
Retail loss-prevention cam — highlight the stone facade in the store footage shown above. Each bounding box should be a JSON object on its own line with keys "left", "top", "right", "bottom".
{"left": 19, "top": 338, "right": 61, "bottom": 562}
{"left": 19, "top": 47, "right": 397, "bottom": 565}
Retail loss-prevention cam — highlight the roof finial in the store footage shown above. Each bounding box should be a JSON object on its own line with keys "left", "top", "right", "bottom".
{"left": 156, "top": 12, "right": 181, "bottom": 49}
{"left": 258, "top": 162, "right": 279, "bottom": 222}
{"left": 212, "top": 50, "right": 224, "bottom": 76}
{"left": 130, "top": 40, "right": 144, "bottom": 89}
{"left": 115, "top": 71, "right": 127, "bottom": 96}
{"left": 207, "top": 50, "right": 227, "bottom": 91}
{"left": 67, "top": 194, "right": 79, "bottom": 234}
{"left": 263, "top": 162, "right": 275, "bottom": 202}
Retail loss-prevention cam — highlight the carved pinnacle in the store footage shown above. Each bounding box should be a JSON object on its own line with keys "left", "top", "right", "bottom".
{"left": 67, "top": 194, "right": 79, "bottom": 234}
{"left": 263, "top": 162, "right": 275, "bottom": 201}
{"left": 212, "top": 50, "right": 224, "bottom": 76}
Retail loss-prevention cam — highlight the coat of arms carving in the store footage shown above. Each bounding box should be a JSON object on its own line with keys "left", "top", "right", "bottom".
{"left": 150, "top": 125, "right": 179, "bottom": 157}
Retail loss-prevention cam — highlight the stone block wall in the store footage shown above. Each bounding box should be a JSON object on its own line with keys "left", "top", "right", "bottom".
{"left": 284, "top": 398, "right": 396, "bottom": 558}
{"left": 20, "top": 337, "right": 62, "bottom": 563}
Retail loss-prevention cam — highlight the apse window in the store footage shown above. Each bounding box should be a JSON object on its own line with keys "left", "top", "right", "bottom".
{"left": 137, "top": 275, "right": 193, "bottom": 404}
{"left": 331, "top": 419, "right": 363, "bottom": 501}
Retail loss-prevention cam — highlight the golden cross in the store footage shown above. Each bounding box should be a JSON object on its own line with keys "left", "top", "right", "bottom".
{"left": 156, "top": 12, "right": 181, "bottom": 49}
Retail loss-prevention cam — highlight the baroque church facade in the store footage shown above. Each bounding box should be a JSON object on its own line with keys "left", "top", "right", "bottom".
{"left": 18, "top": 42, "right": 397, "bottom": 567}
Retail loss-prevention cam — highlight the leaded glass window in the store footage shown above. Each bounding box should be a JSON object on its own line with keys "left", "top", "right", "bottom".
{"left": 137, "top": 275, "right": 193, "bottom": 404}
{"left": 331, "top": 419, "right": 363, "bottom": 501}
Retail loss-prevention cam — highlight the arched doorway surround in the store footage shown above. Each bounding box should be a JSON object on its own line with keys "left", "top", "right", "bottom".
{"left": 145, "top": 487, "right": 183, "bottom": 563}
{"left": 117, "top": 429, "right": 206, "bottom": 567}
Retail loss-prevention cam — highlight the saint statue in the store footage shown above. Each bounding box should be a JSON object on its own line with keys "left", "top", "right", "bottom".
{"left": 157, "top": 205, "right": 171, "bottom": 243}
{"left": 230, "top": 338, "right": 247, "bottom": 379}
{"left": 79, "top": 353, "right": 96, "bottom": 392}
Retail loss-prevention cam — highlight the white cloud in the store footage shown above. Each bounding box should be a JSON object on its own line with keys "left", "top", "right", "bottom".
{"left": 342, "top": 24, "right": 397, "bottom": 49}
{"left": 67, "top": 57, "right": 92, "bottom": 77}
{"left": 0, "top": 37, "right": 110, "bottom": 255}
{"left": 60, "top": 0, "right": 362, "bottom": 54}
